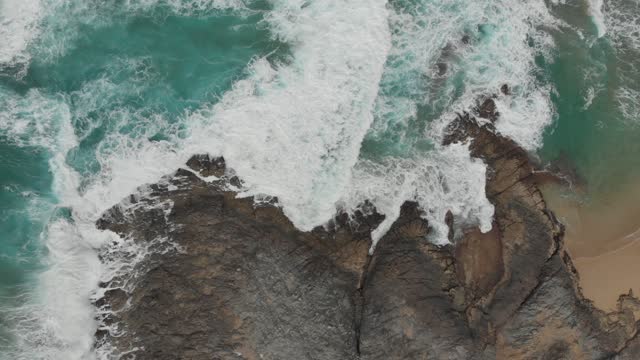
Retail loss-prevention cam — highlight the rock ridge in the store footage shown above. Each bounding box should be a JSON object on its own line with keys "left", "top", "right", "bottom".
{"left": 94, "top": 109, "right": 640, "bottom": 359}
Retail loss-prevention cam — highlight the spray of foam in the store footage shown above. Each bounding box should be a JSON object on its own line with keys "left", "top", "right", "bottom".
{"left": 0, "top": 77, "right": 187, "bottom": 360}
{"left": 440, "top": 0, "right": 559, "bottom": 150}
{"left": 0, "top": 89, "right": 67, "bottom": 149}
{"left": 331, "top": 0, "right": 561, "bottom": 248}
{"left": 182, "top": 0, "right": 562, "bottom": 248}
{"left": 18, "top": 0, "right": 254, "bottom": 65}
{"left": 373, "top": 0, "right": 560, "bottom": 150}
{"left": 0, "top": 88, "right": 101, "bottom": 359}
{"left": 603, "top": 0, "right": 640, "bottom": 51}
{"left": 601, "top": 0, "right": 640, "bottom": 125}
{"left": 589, "top": 0, "right": 608, "bottom": 37}
{"left": 122, "top": 0, "right": 252, "bottom": 14}
{"left": 347, "top": 143, "right": 494, "bottom": 248}
{"left": 185, "top": 0, "right": 392, "bottom": 231}
{"left": 0, "top": 0, "right": 42, "bottom": 71}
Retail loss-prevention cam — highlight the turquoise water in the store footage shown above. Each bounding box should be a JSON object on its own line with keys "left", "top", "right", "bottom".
{"left": 0, "top": 142, "right": 53, "bottom": 299}
{"left": 539, "top": 0, "right": 640, "bottom": 198}
{"left": 0, "top": 0, "right": 638, "bottom": 358}
{"left": 19, "top": 4, "right": 282, "bottom": 183}
{"left": 0, "top": 3, "right": 282, "bottom": 358}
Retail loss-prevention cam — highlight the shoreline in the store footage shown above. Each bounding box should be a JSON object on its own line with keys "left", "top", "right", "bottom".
{"left": 93, "top": 106, "right": 640, "bottom": 359}
{"left": 542, "top": 181, "right": 640, "bottom": 311}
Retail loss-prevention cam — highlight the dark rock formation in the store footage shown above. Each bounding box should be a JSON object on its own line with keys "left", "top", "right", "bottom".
{"left": 95, "top": 167, "right": 379, "bottom": 360}
{"left": 185, "top": 154, "right": 226, "bottom": 178}
{"left": 94, "top": 107, "right": 640, "bottom": 359}
{"left": 475, "top": 98, "right": 499, "bottom": 122}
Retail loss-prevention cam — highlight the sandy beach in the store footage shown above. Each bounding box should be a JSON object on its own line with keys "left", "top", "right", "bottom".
{"left": 542, "top": 181, "right": 640, "bottom": 311}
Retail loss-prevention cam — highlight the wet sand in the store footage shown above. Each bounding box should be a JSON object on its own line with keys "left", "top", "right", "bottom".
{"left": 542, "top": 181, "right": 640, "bottom": 311}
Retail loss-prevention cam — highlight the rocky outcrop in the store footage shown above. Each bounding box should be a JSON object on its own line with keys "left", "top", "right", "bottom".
{"left": 94, "top": 110, "right": 640, "bottom": 359}
{"left": 95, "top": 165, "right": 379, "bottom": 360}
{"left": 444, "top": 113, "right": 640, "bottom": 358}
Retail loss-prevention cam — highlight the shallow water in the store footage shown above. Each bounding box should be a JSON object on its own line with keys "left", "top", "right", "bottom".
{"left": 538, "top": 0, "right": 640, "bottom": 311}
{"left": 0, "top": 0, "right": 638, "bottom": 357}
{"left": 542, "top": 181, "right": 640, "bottom": 311}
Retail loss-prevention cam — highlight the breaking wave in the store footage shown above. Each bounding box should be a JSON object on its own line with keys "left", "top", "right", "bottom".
{"left": 0, "top": 0, "right": 576, "bottom": 357}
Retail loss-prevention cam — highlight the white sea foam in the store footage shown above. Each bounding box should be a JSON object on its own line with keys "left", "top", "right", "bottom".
{"left": 15, "top": 0, "right": 254, "bottom": 66}
{"left": 617, "top": 86, "right": 640, "bottom": 125}
{"left": 589, "top": 0, "right": 607, "bottom": 37}
{"left": 182, "top": 0, "right": 560, "bottom": 246}
{"left": 603, "top": 0, "right": 640, "bottom": 51}
{"left": 1, "top": 0, "right": 568, "bottom": 357}
{"left": 0, "top": 89, "right": 70, "bottom": 150}
{"left": 439, "top": 0, "right": 559, "bottom": 151}
{"left": 0, "top": 0, "right": 42, "bottom": 70}
{"left": 123, "top": 0, "right": 251, "bottom": 14}
{"left": 0, "top": 81, "right": 185, "bottom": 360}
{"left": 346, "top": 143, "right": 494, "bottom": 250}
{"left": 185, "top": 0, "right": 392, "bottom": 231}
{"left": 372, "top": 0, "right": 560, "bottom": 148}
{"left": 584, "top": 87, "right": 597, "bottom": 110}
{"left": 326, "top": 0, "right": 561, "bottom": 246}
{"left": 0, "top": 89, "right": 105, "bottom": 359}
{"left": 601, "top": 0, "right": 640, "bottom": 124}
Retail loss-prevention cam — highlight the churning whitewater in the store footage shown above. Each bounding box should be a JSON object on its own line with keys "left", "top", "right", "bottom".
{"left": 0, "top": 0, "right": 620, "bottom": 358}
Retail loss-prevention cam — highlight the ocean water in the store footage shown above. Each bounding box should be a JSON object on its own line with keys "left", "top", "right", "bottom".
{"left": 0, "top": 0, "right": 638, "bottom": 358}
{"left": 540, "top": 0, "right": 640, "bottom": 197}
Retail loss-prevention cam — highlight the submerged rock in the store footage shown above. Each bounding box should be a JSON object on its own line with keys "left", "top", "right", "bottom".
{"left": 95, "top": 112, "right": 640, "bottom": 359}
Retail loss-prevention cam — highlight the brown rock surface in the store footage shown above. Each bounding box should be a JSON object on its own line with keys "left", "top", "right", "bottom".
{"left": 94, "top": 108, "right": 640, "bottom": 359}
